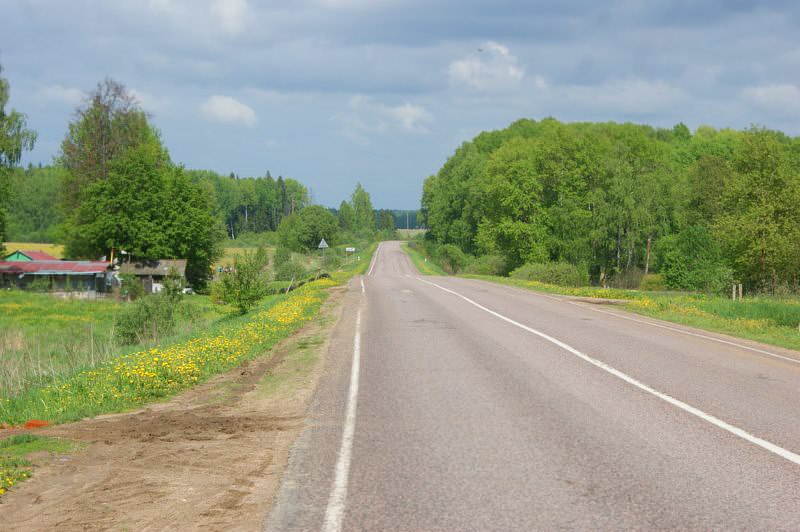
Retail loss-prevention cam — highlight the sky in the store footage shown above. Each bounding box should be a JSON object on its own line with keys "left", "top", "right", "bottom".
{"left": 1, "top": 0, "right": 799, "bottom": 209}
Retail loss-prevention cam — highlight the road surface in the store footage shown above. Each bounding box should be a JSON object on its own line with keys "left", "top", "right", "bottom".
{"left": 267, "top": 241, "right": 800, "bottom": 530}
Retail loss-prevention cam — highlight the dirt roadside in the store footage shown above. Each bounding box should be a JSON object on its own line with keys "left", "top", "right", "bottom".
{"left": 0, "top": 285, "right": 349, "bottom": 531}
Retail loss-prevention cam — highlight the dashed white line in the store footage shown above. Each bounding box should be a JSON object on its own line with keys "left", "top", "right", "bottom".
{"left": 323, "top": 308, "right": 363, "bottom": 532}
{"left": 360, "top": 277, "right": 365, "bottom": 293}
{"left": 416, "top": 277, "right": 800, "bottom": 467}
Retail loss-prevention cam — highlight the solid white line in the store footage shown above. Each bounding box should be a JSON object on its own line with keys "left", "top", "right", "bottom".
{"left": 360, "top": 276, "right": 365, "bottom": 294}
{"left": 416, "top": 277, "right": 800, "bottom": 466}
{"left": 486, "top": 282, "right": 800, "bottom": 367}
{"left": 367, "top": 243, "right": 380, "bottom": 276}
{"left": 323, "top": 308, "right": 363, "bottom": 532}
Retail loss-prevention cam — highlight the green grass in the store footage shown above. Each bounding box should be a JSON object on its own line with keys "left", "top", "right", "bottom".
{"left": 0, "top": 242, "right": 379, "bottom": 427}
{"left": 0, "top": 434, "right": 81, "bottom": 498}
{"left": 463, "top": 274, "right": 800, "bottom": 352}
{"left": 0, "top": 291, "right": 230, "bottom": 397}
{"left": 401, "top": 242, "right": 447, "bottom": 276}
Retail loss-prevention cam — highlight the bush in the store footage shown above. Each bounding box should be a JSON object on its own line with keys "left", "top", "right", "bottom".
{"left": 115, "top": 294, "right": 177, "bottom": 345}
{"left": 274, "top": 259, "right": 306, "bottom": 283}
{"left": 656, "top": 226, "right": 733, "bottom": 293}
{"left": 435, "top": 244, "right": 470, "bottom": 274}
{"left": 119, "top": 273, "right": 145, "bottom": 301}
{"left": 216, "top": 248, "right": 270, "bottom": 314}
{"left": 639, "top": 273, "right": 665, "bottom": 291}
{"left": 322, "top": 252, "right": 342, "bottom": 271}
{"left": 463, "top": 254, "right": 507, "bottom": 276}
{"left": 510, "top": 262, "right": 589, "bottom": 287}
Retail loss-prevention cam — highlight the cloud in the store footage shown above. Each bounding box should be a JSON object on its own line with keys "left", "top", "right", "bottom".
{"left": 38, "top": 84, "right": 83, "bottom": 106}
{"left": 130, "top": 89, "right": 170, "bottom": 113}
{"left": 334, "top": 95, "right": 433, "bottom": 145}
{"left": 448, "top": 41, "right": 525, "bottom": 91}
{"left": 563, "top": 78, "right": 687, "bottom": 115}
{"left": 200, "top": 95, "right": 257, "bottom": 127}
{"left": 211, "top": 0, "right": 249, "bottom": 36}
{"left": 742, "top": 84, "right": 800, "bottom": 115}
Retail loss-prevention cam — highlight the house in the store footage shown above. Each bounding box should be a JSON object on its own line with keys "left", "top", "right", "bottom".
{"left": 0, "top": 259, "right": 112, "bottom": 294}
{"left": 118, "top": 259, "right": 187, "bottom": 293}
{"left": 4, "top": 249, "right": 59, "bottom": 261}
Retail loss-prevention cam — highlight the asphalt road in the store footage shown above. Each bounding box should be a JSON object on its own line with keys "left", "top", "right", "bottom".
{"left": 266, "top": 241, "right": 800, "bottom": 530}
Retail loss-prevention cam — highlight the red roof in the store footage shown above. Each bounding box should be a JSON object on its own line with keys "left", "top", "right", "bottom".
{"left": 20, "top": 250, "right": 60, "bottom": 261}
{"left": 0, "top": 260, "right": 110, "bottom": 275}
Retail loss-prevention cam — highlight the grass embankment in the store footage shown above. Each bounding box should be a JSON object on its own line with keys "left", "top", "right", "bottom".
{"left": 2, "top": 242, "right": 64, "bottom": 258}
{"left": 0, "top": 435, "right": 80, "bottom": 496}
{"left": 462, "top": 275, "right": 800, "bottom": 352}
{"left": 401, "top": 242, "right": 446, "bottom": 276}
{"left": 0, "top": 292, "right": 226, "bottom": 397}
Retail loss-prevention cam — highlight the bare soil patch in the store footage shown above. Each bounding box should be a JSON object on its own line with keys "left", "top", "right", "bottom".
{"left": 0, "top": 287, "right": 346, "bottom": 531}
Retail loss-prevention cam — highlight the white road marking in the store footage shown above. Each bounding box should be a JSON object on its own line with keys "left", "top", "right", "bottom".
{"left": 360, "top": 277, "right": 365, "bottom": 293}
{"left": 417, "top": 277, "right": 800, "bottom": 466}
{"left": 367, "top": 243, "right": 380, "bottom": 276}
{"left": 482, "top": 281, "right": 800, "bottom": 367}
{"left": 323, "top": 307, "right": 363, "bottom": 532}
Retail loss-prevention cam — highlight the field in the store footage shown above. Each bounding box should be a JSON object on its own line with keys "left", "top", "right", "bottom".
{"left": 460, "top": 275, "right": 800, "bottom": 351}
{"left": 0, "top": 291, "right": 228, "bottom": 397}
{"left": 2, "top": 242, "right": 64, "bottom": 258}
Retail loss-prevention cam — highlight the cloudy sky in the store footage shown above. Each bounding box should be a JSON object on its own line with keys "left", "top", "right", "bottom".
{"left": 2, "top": 0, "right": 799, "bottom": 208}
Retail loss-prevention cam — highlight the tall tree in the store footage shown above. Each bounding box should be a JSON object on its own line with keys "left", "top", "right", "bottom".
{"left": 58, "top": 78, "right": 156, "bottom": 211}
{"left": 350, "top": 182, "right": 375, "bottom": 237}
{"left": 0, "top": 63, "right": 36, "bottom": 254}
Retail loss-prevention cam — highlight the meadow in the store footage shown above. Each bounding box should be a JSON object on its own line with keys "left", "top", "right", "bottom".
{"left": 0, "top": 291, "right": 228, "bottom": 397}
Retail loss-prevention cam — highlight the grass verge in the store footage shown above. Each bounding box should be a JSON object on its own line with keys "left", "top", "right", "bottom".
{"left": 462, "top": 274, "right": 800, "bottom": 352}
{"left": 401, "top": 242, "right": 446, "bottom": 276}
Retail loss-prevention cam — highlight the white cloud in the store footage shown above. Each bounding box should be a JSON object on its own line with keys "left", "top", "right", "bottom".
{"left": 335, "top": 95, "right": 433, "bottom": 145}
{"left": 200, "top": 95, "right": 257, "bottom": 127}
{"left": 211, "top": 0, "right": 249, "bottom": 36}
{"left": 563, "top": 79, "right": 687, "bottom": 114}
{"left": 742, "top": 84, "right": 800, "bottom": 115}
{"left": 38, "top": 84, "right": 83, "bottom": 106}
{"left": 448, "top": 41, "right": 525, "bottom": 91}
{"left": 130, "top": 89, "right": 170, "bottom": 113}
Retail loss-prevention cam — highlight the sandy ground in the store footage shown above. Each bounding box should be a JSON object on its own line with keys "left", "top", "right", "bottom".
{"left": 0, "top": 287, "right": 346, "bottom": 531}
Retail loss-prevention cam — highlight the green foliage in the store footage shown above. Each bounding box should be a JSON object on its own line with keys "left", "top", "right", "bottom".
{"left": 114, "top": 293, "right": 179, "bottom": 345}
{"left": 119, "top": 273, "right": 145, "bottom": 300}
{"left": 0, "top": 62, "right": 37, "bottom": 254}
{"left": 639, "top": 274, "right": 665, "bottom": 291}
{"left": 463, "top": 254, "right": 507, "bottom": 276}
{"left": 657, "top": 226, "right": 733, "bottom": 293}
{"left": 274, "top": 258, "right": 306, "bottom": 282}
{"left": 422, "top": 118, "right": 800, "bottom": 294}
{"left": 435, "top": 243, "right": 470, "bottom": 274}
{"left": 216, "top": 247, "right": 270, "bottom": 314}
{"left": 6, "top": 166, "right": 64, "bottom": 242}
{"left": 510, "top": 262, "right": 589, "bottom": 287}
{"left": 350, "top": 182, "right": 376, "bottom": 237}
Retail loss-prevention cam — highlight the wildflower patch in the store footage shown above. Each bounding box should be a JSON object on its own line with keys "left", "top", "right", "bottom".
{"left": 0, "top": 280, "right": 335, "bottom": 426}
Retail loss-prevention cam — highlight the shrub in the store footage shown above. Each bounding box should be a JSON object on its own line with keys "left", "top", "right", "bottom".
{"left": 510, "top": 262, "right": 589, "bottom": 287}
{"left": 115, "top": 294, "right": 177, "bottom": 345}
{"left": 435, "top": 244, "right": 470, "bottom": 274}
{"left": 656, "top": 226, "right": 733, "bottom": 293}
{"left": 119, "top": 273, "right": 145, "bottom": 301}
{"left": 639, "top": 273, "right": 665, "bottom": 291}
{"left": 217, "top": 248, "right": 270, "bottom": 314}
{"left": 463, "top": 255, "right": 507, "bottom": 276}
{"left": 274, "top": 259, "right": 306, "bottom": 283}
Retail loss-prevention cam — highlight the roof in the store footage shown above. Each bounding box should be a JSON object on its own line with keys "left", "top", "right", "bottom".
{"left": 4, "top": 250, "right": 60, "bottom": 261}
{"left": 0, "top": 260, "right": 110, "bottom": 275}
{"left": 118, "top": 259, "right": 187, "bottom": 277}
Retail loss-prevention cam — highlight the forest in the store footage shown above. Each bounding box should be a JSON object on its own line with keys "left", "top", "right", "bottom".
{"left": 420, "top": 118, "right": 800, "bottom": 294}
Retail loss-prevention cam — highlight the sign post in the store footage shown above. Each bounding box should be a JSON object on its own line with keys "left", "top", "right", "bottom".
{"left": 318, "top": 238, "right": 329, "bottom": 259}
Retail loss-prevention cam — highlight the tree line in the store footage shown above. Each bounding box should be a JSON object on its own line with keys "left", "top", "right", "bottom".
{"left": 0, "top": 68, "right": 398, "bottom": 289}
{"left": 421, "top": 118, "right": 800, "bottom": 293}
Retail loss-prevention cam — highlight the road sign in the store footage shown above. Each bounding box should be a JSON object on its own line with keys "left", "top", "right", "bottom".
{"left": 345, "top": 247, "right": 356, "bottom": 252}
{"left": 318, "top": 238, "right": 329, "bottom": 249}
